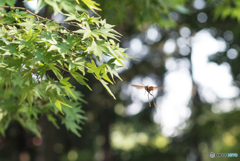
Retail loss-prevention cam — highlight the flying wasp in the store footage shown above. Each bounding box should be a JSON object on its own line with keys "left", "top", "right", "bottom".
{"left": 131, "top": 84, "right": 163, "bottom": 107}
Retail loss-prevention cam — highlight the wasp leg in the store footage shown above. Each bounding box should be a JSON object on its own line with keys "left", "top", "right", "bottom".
{"left": 147, "top": 93, "right": 151, "bottom": 107}
{"left": 149, "top": 91, "right": 154, "bottom": 96}
{"left": 152, "top": 96, "right": 157, "bottom": 107}
{"left": 151, "top": 91, "right": 155, "bottom": 97}
{"left": 149, "top": 91, "right": 157, "bottom": 107}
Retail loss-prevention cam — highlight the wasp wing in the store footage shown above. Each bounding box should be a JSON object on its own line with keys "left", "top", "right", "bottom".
{"left": 131, "top": 84, "right": 146, "bottom": 89}
{"left": 152, "top": 86, "right": 164, "bottom": 90}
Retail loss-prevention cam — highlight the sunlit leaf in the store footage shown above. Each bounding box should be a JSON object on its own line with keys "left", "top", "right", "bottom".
{"left": 81, "top": 0, "right": 101, "bottom": 15}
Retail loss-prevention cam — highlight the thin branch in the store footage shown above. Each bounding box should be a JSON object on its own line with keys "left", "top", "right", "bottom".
{"left": 1, "top": 6, "right": 81, "bottom": 33}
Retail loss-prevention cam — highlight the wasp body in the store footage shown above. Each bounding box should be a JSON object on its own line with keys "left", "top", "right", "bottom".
{"left": 131, "top": 84, "right": 163, "bottom": 107}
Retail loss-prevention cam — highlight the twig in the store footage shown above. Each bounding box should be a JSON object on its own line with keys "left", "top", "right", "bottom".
{"left": 1, "top": 6, "right": 81, "bottom": 33}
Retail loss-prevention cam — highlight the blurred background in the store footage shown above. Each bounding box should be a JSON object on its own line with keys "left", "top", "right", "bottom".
{"left": 1, "top": 0, "right": 240, "bottom": 161}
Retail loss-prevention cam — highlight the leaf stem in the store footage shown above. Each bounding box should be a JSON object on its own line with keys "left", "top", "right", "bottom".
{"left": 55, "top": 64, "right": 69, "bottom": 72}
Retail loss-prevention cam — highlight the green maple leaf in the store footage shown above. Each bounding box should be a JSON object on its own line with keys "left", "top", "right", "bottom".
{"left": 79, "top": 0, "right": 101, "bottom": 15}
{"left": 17, "top": 18, "right": 36, "bottom": 30}
{"left": 39, "top": 31, "right": 57, "bottom": 44}
{"left": 0, "top": 26, "right": 6, "bottom": 37}
{"left": 12, "top": 9, "right": 35, "bottom": 19}
{"left": 85, "top": 40, "right": 102, "bottom": 59}
{"left": 74, "top": 24, "right": 99, "bottom": 40}
{"left": 62, "top": 118, "right": 82, "bottom": 137}
{"left": 74, "top": 24, "right": 92, "bottom": 40}
{"left": 96, "top": 20, "right": 122, "bottom": 40}
{"left": 35, "top": 0, "right": 45, "bottom": 14}
{"left": 62, "top": 100, "right": 85, "bottom": 123}
{"left": 32, "top": 50, "right": 48, "bottom": 63}
{"left": 61, "top": 86, "right": 76, "bottom": 99}
{"left": 0, "top": 44, "right": 20, "bottom": 56}
{"left": 0, "top": 0, "right": 5, "bottom": 6}
{"left": 72, "top": 58, "right": 86, "bottom": 75}
{"left": 60, "top": 0, "right": 86, "bottom": 14}
{"left": 7, "top": 26, "right": 18, "bottom": 35}
{"left": 48, "top": 42, "right": 72, "bottom": 58}
{"left": 86, "top": 59, "right": 98, "bottom": 74}
{"left": 70, "top": 70, "right": 92, "bottom": 90}
{"left": 86, "top": 60, "right": 113, "bottom": 84}
{"left": 0, "top": 11, "right": 15, "bottom": 25}
{"left": 54, "top": 99, "right": 71, "bottom": 114}
{"left": 49, "top": 63, "right": 63, "bottom": 80}
{"left": 45, "top": 0, "right": 63, "bottom": 15}
{"left": 46, "top": 83, "right": 61, "bottom": 96}
{"left": 47, "top": 114, "right": 60, "bottom": 129}
{"left": 45, "top": 21, "right": 61, "bottom": 32}
{"left": 105, "top": 58, "right": 122, "bottom": 83}
{"left": 17, "top": 118, "right": 41, "bottom": 137}
{"left": 64, "top": 34, "right": 78, "bottom": 48}
{"left": 19, "top": 84, "right": 42, "bottom": 108}
{"left": 6, "top": 0, "right": 16, "bottom": 6}
{"left": 64, "top": 12, "right": 79, "bottom": 21}
{"left": 13, "top": 29, "right": 39, "bottom": 51}
{"left": 60, "top": 77, "right": 73, "bottom": 87}
{"left": 100, "top": 79, "right": 115, "bottom": 99}
{"left": 60, "top": 78, "right": 76, "bottom": 99}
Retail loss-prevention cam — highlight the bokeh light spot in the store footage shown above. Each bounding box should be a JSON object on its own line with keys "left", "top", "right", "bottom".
{"left": 177, "top": 37, "right": 187, "bottom": 48}
{"left": 24, "top": 0, "right": 37, "bottom": 11}
{"left": 165, "top": 57, "right": 177, "bottom": 71}
{"left": 179, "top": 46, "right": 190, "bottom": 56}
{"left": 217, "top": 37, "right": 227, "bottom": 52}
{"left": 95, "top": 151, "right": 104, "bottom": 161}
{"left": 223, "top": 132, "right": 237, "bottom": 146}
{"left": 19, "top": 151, "right": 30, "bottom": 161}
{"left": 67, "top": 150, "right": 78, "bottom": 161}
{"left": 114, "top": 103, "right": 126, "bottom": 116}
{"left": 179, "top": 27, "right": 191, "bottom": 38}
{"left": 137, "top": 133, "right": 149, "bottom": 145}
{"left": 130, "top": 38, "right": 142, "bottom": 53}
{"left": 146, "top": 26, "right": 161, "bottom": 43}
{"left": 32, "top": 136, "right": 43, "bottom": 146}
{"left": 197, "top": 12, "right": 208, "bottom": 23}
{"left": 152, "top": 135, "right": 169, "bottom": 149}
{"left": 163, "top": 39, "right": 176, "bottom": 54}
{"left": 111, "top": 131, "right": 136, "bottom": 151}
{"left": 125, "top": 101, "right": 143, "bottom": 116}
{"left": 227, "top": 48, "right": 238, "bottom": 59}
{"left": 193, "top": 0, "right": 206, "bottom": 10}
{"left": 223, "top": 30, "right": 234, "bottom": 41}
{"left": 51, "top": 13, "right": 66, "bottom": 23}
{"left": 212, "top": 99, "right": 234, "bottom": 113}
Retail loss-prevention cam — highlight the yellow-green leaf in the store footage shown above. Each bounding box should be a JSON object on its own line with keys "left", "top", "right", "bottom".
{"left": 81, "top": 0, "right": 101, "bottom": 15}
{"left": 55, "top": 100, "right": 72, "bottom": 115}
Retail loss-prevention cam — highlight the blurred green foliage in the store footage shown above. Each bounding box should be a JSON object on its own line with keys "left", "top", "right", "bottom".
{"left": 0, "top": 0, "right": 131, "bottom": 138}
